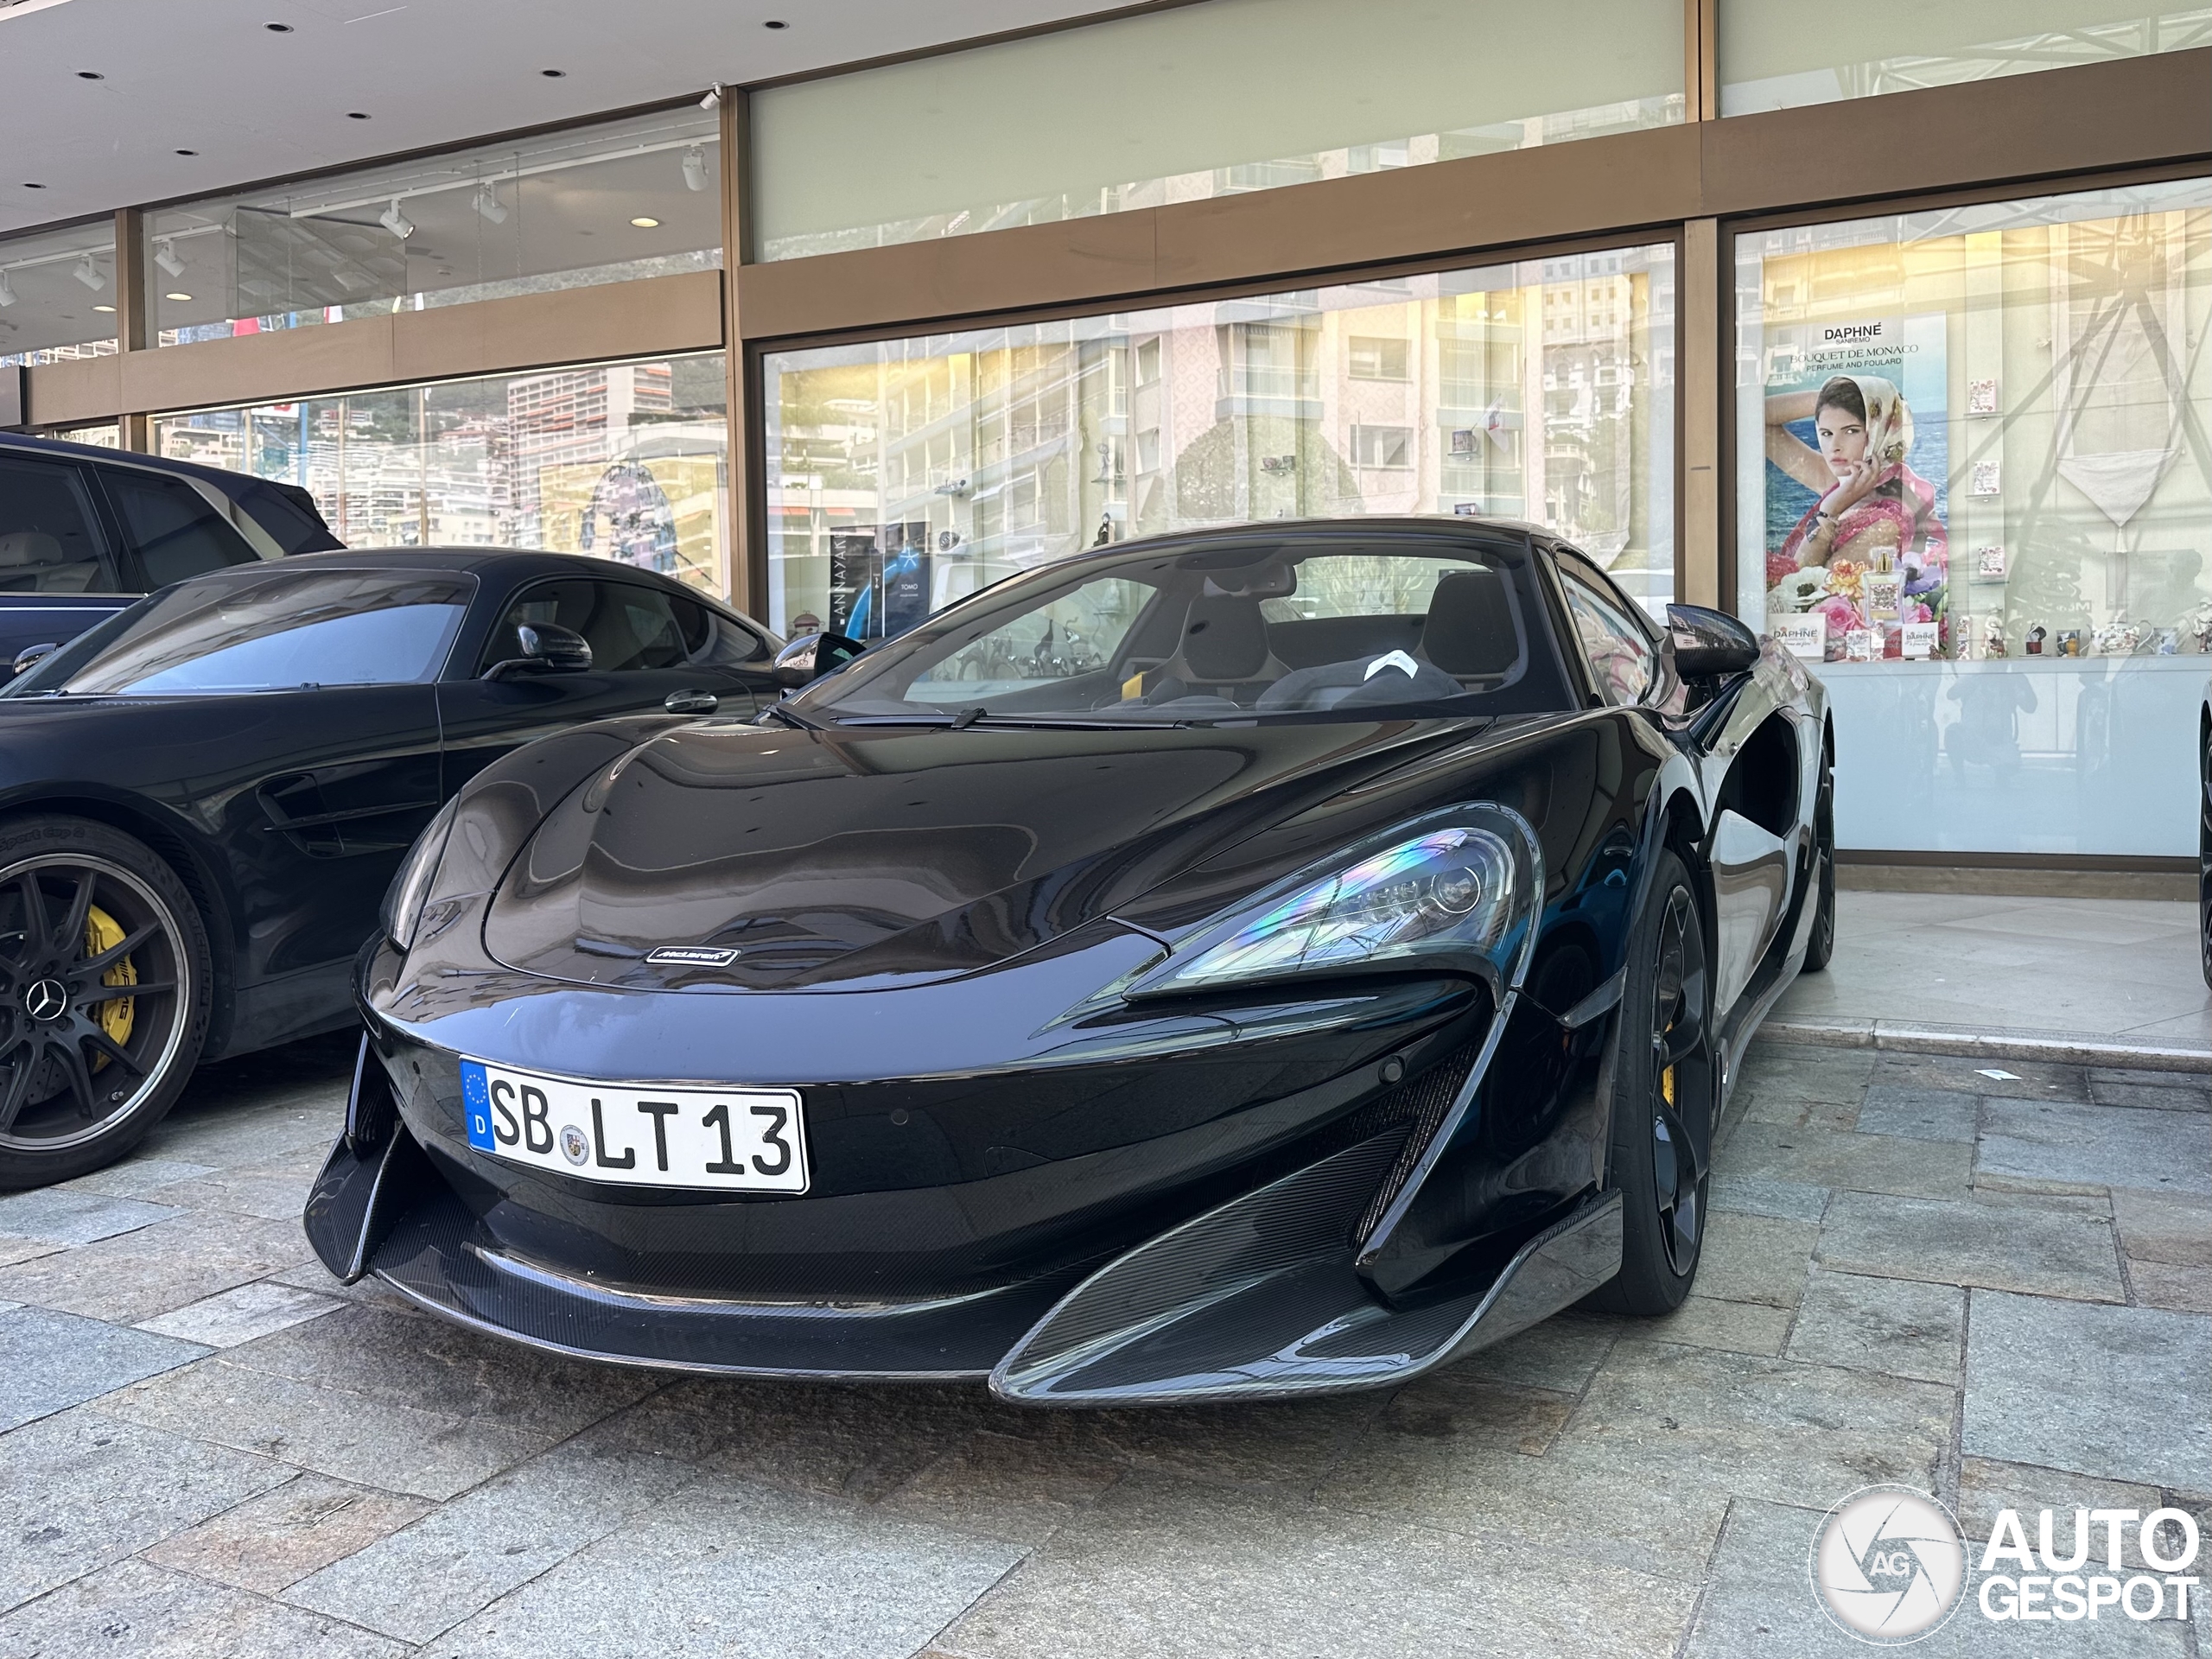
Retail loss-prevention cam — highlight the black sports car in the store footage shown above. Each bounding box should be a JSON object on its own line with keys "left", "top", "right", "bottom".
{"left": 0, "top": 549, "right": 786, "bottom": 1189}
{"left": 311, "top": 518, "right": 1834, "bottom": 1405}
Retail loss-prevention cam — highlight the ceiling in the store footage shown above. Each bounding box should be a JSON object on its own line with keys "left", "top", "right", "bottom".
{"left": 1, "top": 0, "right": 1132, "bottom": 235}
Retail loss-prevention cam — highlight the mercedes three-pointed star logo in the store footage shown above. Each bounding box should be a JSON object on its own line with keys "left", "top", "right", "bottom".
{"left": 22, "top": 978, "right": 67, "bottom": 1022}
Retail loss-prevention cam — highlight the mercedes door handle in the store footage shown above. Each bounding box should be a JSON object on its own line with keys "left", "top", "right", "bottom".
{"left": 664, "top": 689, "right": 720, "bottom": 715}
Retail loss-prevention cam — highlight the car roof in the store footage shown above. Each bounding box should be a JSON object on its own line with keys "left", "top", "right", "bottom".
{"left": 2, "top": 429, "right": 283, "bottom": 500}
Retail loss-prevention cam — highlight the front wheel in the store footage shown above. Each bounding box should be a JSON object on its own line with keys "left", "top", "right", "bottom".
{"left": 1587, "top": 849, "right": 1715, "bottom": 1316}
{"left": 0, "top": 817, "right": 212, "bottom": 1191}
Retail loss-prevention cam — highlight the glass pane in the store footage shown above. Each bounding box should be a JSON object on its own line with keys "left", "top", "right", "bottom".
{"left": 754, "top": 0, "right": 1682, "bottom": 260}
{"left": 151, "top": 354, "right": 730, "bottom": 598}
{"left": 763, "top": 245, "right": 1676, "bottom": 636}
{"left": 1721, "top": 0, "right": 2212, "bottom": 115}
{"left": 145, "top": 106, "right": 721, "bottom": 346}
{"left": 0, "top": 221, "right": 120, "bottom": 367}
{"left": 0, "top": 455, "right": 111, "bottom": 593}
{"left": 103, "top": 470, "right": 259, "bottom": 587}
{"left": 36, "top": 569, "right": 474, "bottom": 695}
{"left": 1733, "top": 176, "right": 2212, "bottom": 857}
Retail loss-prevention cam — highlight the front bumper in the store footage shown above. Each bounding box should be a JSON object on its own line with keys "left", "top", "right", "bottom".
{"left": 306, "top": 920, "right": 1619, "bottom": 1400}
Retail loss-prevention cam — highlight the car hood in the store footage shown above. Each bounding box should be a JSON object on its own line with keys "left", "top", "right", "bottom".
{"left": 480, "top": 715, "right": 1536, "bottom": 992}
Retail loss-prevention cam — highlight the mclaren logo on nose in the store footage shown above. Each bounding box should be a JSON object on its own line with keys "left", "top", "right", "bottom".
{"left": 645, "top": 946, "right": 741, "bottom": 967}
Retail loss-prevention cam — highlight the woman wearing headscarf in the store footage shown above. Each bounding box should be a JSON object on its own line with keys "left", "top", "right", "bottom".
{"left": 1764, "top": 374, "right": 1948, "bottom": 650}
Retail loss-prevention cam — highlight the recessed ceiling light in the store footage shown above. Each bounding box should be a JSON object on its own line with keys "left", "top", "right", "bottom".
{"left": 630, "top": 216, "right": 660, "bottom": 228}
{"left": 264, "top": 21, "right": 293, "bottom": 30}
{"left": 164, "top": 291, "right": 193, "bottom": 302}
{"left": 22, "top": 182, "right": 47, "bottom": 189}
{"left": 346, "top": 111, "right": 370, "bottom": 119}
{"left": 539, "top": 68, "right": 566, "bottom": 77}
{"left": 764, "top": 18, "right": 788, "bottom": 28}
{"left": 175, "top": 149, "right": 198, "bottom": 157}
{"left": 77, "top": 70, "right": 105, "bottom": 79}
{"left": 92, "top": 304, "right": 116, "bottom": 313}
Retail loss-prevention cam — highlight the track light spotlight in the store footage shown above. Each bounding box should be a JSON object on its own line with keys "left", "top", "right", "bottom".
{"left": 73, "top": 253, "right": 106, "bottom": 291}
{"left": 0, "top": 272, "right": 15, "bottom": 308}
{"left": 378, "top": 199, "right": 413, "bottom": 239}
{"left": 473, "top": 182, "right": 507, "bottom": 224}
{"left": 699, "top": 82, "right": 722, "bottom": 111}
{"left": 682, "top": 146, "right": 708, "bottom": 192}
{"left": 154, "top": 238, "right": 185, "bottom": 278}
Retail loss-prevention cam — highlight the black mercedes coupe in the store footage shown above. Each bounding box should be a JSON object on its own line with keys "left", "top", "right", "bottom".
{"left": 311, "top": 518, "right": 1835, "bottom": 1405}
{"left": 0, "top": 549, "right": 785, "bottom": 1189}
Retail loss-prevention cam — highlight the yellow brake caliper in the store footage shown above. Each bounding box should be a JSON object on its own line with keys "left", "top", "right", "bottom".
{"left": 84, "top": 904, "right": 136, "bottom": 1067}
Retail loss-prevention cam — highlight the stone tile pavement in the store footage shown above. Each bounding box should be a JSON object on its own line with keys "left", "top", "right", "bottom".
{"left": 0, "top": 1031, "right": 2206, "bottom": 1656}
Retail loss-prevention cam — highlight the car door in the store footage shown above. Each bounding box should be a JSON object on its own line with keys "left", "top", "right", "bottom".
{"left": 0, "top": 451, "right": 137, "bottom": 671}
{"left": 437, "top": 575, "right": 777, "bottom": 791}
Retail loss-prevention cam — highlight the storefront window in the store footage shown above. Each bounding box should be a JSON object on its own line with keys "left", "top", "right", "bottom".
{"left": 1720, "top": 1, "right": 2210, "bottom": 115}
{"left": 1734, "top": 177, "right": 2212, "bottom": 857}
{"left": 151, "top": 354, "right": 728, "bottom": 594}
{"left": 145, "top": 105, "right": 721, "bottom": 347}
{"left": 763, "top": 245, "right": 1675, "bottom": 637}
{"left": 53, "top": 424, "right": 118, "bottom": 448}
{"left": 0, "top": 220, "right": 121, "bottom": 368}
{"left": 753, "top": 0, "right": 1682, "bottom": 261}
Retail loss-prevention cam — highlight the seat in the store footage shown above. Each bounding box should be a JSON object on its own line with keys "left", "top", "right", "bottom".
{"left": 0, "top": 531, "right": 95, "bottom": 594}
{"left": 1137, "top": 595, "right": 1284, "bottom": 706}
{"left": 1255, "top": 569, "right": 1515, "bottom": 712}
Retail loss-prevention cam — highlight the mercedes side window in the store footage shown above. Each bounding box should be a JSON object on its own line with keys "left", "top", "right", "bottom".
{"left": 481, "top": 580, "right": 703, "bottom": 675}
{"left": 0, "top": 455, "right": 117, "bottom": 594}
{"left": 1555, "top": 551, "right": 1656, "bottom": 707}
{"left": 100, "top": 468, "right": 260, "bottom": 588}
{"left": 671, "top": 595, "right": 771, "bottom": 666}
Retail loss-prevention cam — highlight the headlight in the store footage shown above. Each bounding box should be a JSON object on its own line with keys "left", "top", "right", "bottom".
{"left": 1128, "top": 804, "right": 1541, "bottom": 998}
{"left": 382, "top": 796, "right": 459, "bottom": 951}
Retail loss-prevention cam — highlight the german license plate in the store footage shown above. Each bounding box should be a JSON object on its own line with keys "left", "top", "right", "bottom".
{"left": 460, "top": 1059, "right": 807, "bottom": 1193}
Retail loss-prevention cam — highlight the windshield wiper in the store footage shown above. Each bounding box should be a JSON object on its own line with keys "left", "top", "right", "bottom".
{"left": 830, "top": 710, "right": 1190, "bottom": 730}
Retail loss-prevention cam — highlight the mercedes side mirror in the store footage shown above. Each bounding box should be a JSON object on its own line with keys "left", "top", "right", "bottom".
{"left": 1665, "top": 604, "right": 1761, "bottom": 682}
{"left": 770, "top": 630, "right": 867, "bottom": 689}
{"left": 9, "top": 643, "right": 58, "bottom": 678}
{"left": 484, "top": 622, "right": 594, "bottom": 681}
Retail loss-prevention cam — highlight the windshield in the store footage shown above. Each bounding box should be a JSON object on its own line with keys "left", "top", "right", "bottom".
{"left": 796, "top": 531, "right": 1539, "bottom": 725}
{"left": 7, "top": 567, "right": 474, "bottom": 696}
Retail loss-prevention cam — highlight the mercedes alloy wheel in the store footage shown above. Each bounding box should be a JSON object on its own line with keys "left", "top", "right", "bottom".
{"left": 0, "top": 817, "right": 211, "bottom": 1189}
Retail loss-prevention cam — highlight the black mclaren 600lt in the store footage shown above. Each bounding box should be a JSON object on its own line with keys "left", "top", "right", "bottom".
{"left": 0, "top": 549, "right": 788, "bottom": 1190}
{"left": 310, "top": 518, "right": 1836, "bottom": 1406}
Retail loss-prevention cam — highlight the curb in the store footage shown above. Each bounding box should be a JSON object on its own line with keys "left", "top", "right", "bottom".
{"left": 1757, "top": 1017, "right": 2212, "bottom": 1076}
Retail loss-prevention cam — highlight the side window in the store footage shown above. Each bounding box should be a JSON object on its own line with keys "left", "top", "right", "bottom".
{"left": 670, "top": 596, "right": 770, "bottom": 666}
{"left": 481, "top": 580, "right": 691, "bottom": 675}
{"left": 101, "top": 469, "right": 259, "bottom": 588}
{"left": 0, "top": 456, "right": 114, "bottom": 594}
{"left": 1556, "top": 552, "right": 1656, "bottom": 707}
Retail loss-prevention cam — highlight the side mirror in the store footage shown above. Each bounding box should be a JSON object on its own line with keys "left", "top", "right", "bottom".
{"left": 485, "top": 622, "right": 594, "bottom": 681}
{"left": 1665, "top": 604, "right": 1761, "bottom": 681}
{"left": 10, "top": 643, "right": 58, "bottom": 678}
{"left": 770, "top": 630, "right": 867, "bottom": 689}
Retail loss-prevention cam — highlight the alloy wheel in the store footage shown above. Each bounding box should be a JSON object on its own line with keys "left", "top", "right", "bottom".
{"left": 0, "top": 854, "right": 194, "bottom": 1154}
{"left": 1648, "top": 885, "right": 1712, "bottom": 1277}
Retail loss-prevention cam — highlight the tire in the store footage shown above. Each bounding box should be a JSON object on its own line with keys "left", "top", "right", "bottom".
{"left": 0, "top": 816, "right": 213, "bottom": 1191}
{"left": 1586, "top": 848, "right": 1716, "bottom": 1316}
{"left": 1801, "top": 751, "right": 1837, "bottom": 974}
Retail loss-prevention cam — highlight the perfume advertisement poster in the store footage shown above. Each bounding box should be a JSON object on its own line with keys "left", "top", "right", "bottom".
{"left": 1761, "top": 315, "right": 1949, "bottom": 661}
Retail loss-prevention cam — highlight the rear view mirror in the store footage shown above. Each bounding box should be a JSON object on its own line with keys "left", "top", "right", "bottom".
{"left": 1665, "top": 604, "right": 1761, "bottom": 681}
{"left": 484, "top": 621, "right": 594, "bottom": 681}
{"left": 770, "top": 631, "right": 867, "bottom": 689}
{"left": 9, "top": 643, "right": 57, "bottom": 678}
